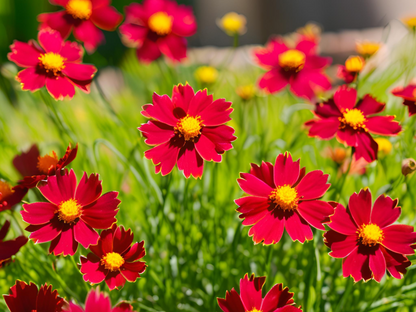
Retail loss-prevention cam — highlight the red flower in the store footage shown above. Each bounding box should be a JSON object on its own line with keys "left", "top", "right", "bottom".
{"left": 80, "top": 224, "right": 146, "bottom": 290}
{"left": 0, "top": 221, "right": 28, "bottom": 268}
{"left": 253, "top": 37, "right": 331, "bottom": 100}
{"left": 0, "top": 181, "right": 27, "bottom": 212}
{"left": 305, "top": 85, "right": 402, "bottom": 162}
{"left": 218, "top": 273, "right": 302, "bottom": 312}
{"left": 38, "top": 0, "right": 123, "bottom": 53}
{"left": 236, "top": 152, "right": 333, "bottom": 244}
{"left": 66, "top": 288, "right": 136, "bottom": 312}
{"left": 8, "top": 29, "right": 97, "bottom": 100}
{"left": 392, "top": 84, "right": 416, "bottom": 117}
{"left": 13, "top": 143, "right": 78, "bottom": 189}
{"left": 324, "top": 189, "right": 416, "bottom": 282}
{"left": 337, "top": 56, "right": 365, "bottom": 83}
{"left": 21, "top": 169, "right": 120, "bottom": 256}
{"left": 138, "top": 84, "right": 236, "bottom": 178}
{"left": 119, "top": 0, "right": 197, "bottom": 63}
{"left": 4, "top": 281, "right": 66, "bottom": 312}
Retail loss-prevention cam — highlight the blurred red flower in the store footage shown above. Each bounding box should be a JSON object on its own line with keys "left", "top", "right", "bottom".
{"left": 0, "top": 221, "right": 28, "bottom": 268}
{"left": 324, "top": 189, "right": 416, "bottom": 282}
{"left": 21, "top": 169, "right": 120, "bottom": 256}
{"left": 8, "top": 29, "right": 97, "bottom": 100}
{"left": 337, "top": 55, "right": 365, "bottom": 83}
{"left": 80, "top": 224, "right": 146, "bottom": 291}
{"left": 0, "top": 181, "right": 27, "bottom": 212}
{"left": 236, "top": 152, "right": 333, "bottom": 244}
{"left": 119, "top": 0, "right": 197, "bottom": 63}
{"left": 38, "top": 0, "right": 123, "bottom": 53}
{"left": 392, "top": 84, "right": 416, "bottom": 117}
{"left": 139, "top": 84, "right": 236, "bottom": 178}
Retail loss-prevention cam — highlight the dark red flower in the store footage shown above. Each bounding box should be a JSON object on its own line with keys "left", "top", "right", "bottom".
{"left": 13, "top": 143, "right": 78, "bottom": 189}
{"left": 4, "top": 281, "right": 66, "bottom": 312}
{"left": 337, "top": 56, "right": 365, "bottom": 83}
{"left": 8, "top": 29, "right": 97, "bottom": 100}
{"left": 236, "top": 152, "right": 333, "bottom": 244}
{"left": 392, "top": 84, "right": 416, "bottom": 117}
{"left": 218, "top": 273, "right": 302, "bottom": 312}
{"left": 21, "top": 169, "right": 120, "bottom": 256}
{"left": 0, "top": 221, "right": 28, "bottom": 268}
{"left": 0, "top": 181, "right": 27, "bottom": 212}
{"left": 253, "top": 37, "right": 332, "bottom": 100}
{"left": 139, "top": 84, "right": 236, "bottom": 178}
{"left": 38, "top": 0, "right": 123, "bottom": 53}
{"left": 305, "top": 85, "right": 402, "bottom": 162}
{"left": 80, "top": 224, "right": 146, "bottom": 290}
{"left": 119, "top": 0, "right": 197, "bottom": 63}
{"left": 324, "top": 189, "right": 416, "bottom": 282}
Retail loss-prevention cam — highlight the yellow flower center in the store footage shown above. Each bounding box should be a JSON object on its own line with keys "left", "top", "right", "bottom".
{"left": 37, "top": 152, "right": 59, "bottom": 174}
{"left": 339, "top": 108, "right": 367, "bottom": 130}
{"left": 148, "top": 12, "right": 173, "bottom": 36}
{"left": 247, "top": 309, "right": 262, "bottom": 312}
{"left": 357, "top": 223, "right": 384, "bottom": 247}
{"left": 194, "top": 66, "right": 218, "bottom": 84}
{"left": 403, "top": 17, "right": 416, "bottom": 28}
{"left": 175, "top": 115, "right": 203, "bottom": 141}
{"left": 57, "top": 199, "right": 82, "bottom": 223}
{"left": 101, "top": 252, "right": 125, "bottom": 271}
{"left": 356, "top": 41, "right": 381, "bottom": 58}
{"left": 269, "top": 185, "right": 299, "bottom": 211}
{"left": 0, "top": 181, "right": 14, "bottom": 200}
{"left": 278, "top": 49, "right": 306, "bottom": 72}
{"left": 220, "top": 12, "right": 246, "bottom": 34}
{"left": 39, "top": 53, "right": 66, "bottom": 75}
{"left": 66, "top": 0, "right": 92, "bottom": 20}
{"left": 345, "top": 56, "right": 365, "bottom": 72}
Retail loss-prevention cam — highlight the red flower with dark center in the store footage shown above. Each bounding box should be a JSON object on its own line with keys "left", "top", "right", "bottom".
{"left": 337, "top": 55, "right": 365, "bottom": 83}
{"left": 305, "top": 85, "right": 402, "bottom": 162}
{"left": 391, "top": 84, "right": 416, "bottom": 117}
{"left": 253, "top": 37, "right": 332, "bottom": 100}
{"left": 13, "top": 143, "right": 78, "bottom": 189}
{"left": 38, "top": 0, "right": 123, "bottom": 53}
{"left": 4, "top": 281, "right": 66, "bottom": 312}
{"left": 119, "top": 0, "right": 197, "bottom": 63}
{"left": 21, "top": 169, "right": 120, "bottom": 256}
{"left": 8, "top": 29, "right": 97, "bottom": 100}
{"left": 324, "top": 189, "right": 416, "bottom": 282}
{"left": 218, "top": 273, "right": 302, "bottom": 312}
{"left": 236, "top": 152, "right": 333, "bottom": 244}
{"left": 80, "top": 224, "right": 146, "bottom": 290}
{"left": 0, "top": 221, "right": 28, "bottom": 268}
{"left": 0, "top": 181, "right": 27, "bottom": 212}
{"left": 138, "top": 84, "right": 236, "bottom": 178}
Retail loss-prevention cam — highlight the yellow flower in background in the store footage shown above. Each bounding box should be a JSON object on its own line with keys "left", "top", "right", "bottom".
{"left": 375, "top": 138, "right": 392, "bottom": 155}
{"left": 217, "top": 12, "right": 247, "bottom": 36}
{"left": 236, "top": 84, "right": 255, "bottom": 100}
{"left": 356, "top": 41, "right": 381, "bottom": 58}
{"left": 403, "top": 17, "right": 416, "bottom": 29}
{"left": 345, "top": 55, "right": 365, "bottom": 73}
{"left": 297, "top": 23, "right": 321, "bottom": 42}
{"left": 194, "top": 66, "right": 218, "bottom": 85}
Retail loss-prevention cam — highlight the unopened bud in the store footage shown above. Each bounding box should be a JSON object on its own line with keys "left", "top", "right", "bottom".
{"left": 402, "top": 158, "right": 416, "bottom": 176}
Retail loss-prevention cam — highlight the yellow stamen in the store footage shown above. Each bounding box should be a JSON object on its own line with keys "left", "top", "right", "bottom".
{"left": 66, "top": 0, "right": 92, "bottom": 20}
{"left": 357, "top": 223, "right": 384, "bottom": 246}
{"left": 270, "top": 185, "right": 299, "bottom": 211}
{"left": 247, "top": 309, "right": 262, "bottom": 312}
{"left": 101, "top": 252, "right": 125, "bottom": 271}
{"left": 148, "top": 12, "right": 173, "bottom": 36}
{"left": 345, "top": 56, "right": 365, "bottom": 73}
{"left": 356, "top": 41, "right": 381, "bottom": 58}
{"left": 39, "top": 53, "right": 66, "bottom": 75}
{"left": 57, "top": 199, "right": 82, "bottom": 223}
{"left": 194, "top": 66, "right": 218, "bottom": 85}
{"left": 339, "top": 108, "right": 367, "bottom": 130}
{"left": 278, "top": 49, "right": 306, "bottom": 72}
{"left": 0, "top": 181, "right": 14, "bottom": 200}
{"left": 37, "top": 152, "right": 59, "bottom": 174}
{"left": 175, "top": 115, "right": 202, "bottom": 141}
{"left": 218, "top": 12, "right": 246, "bottom": 35}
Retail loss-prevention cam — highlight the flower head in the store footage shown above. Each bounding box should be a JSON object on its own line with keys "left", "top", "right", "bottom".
{"left": 403, "top": 17, "right": 416, "bottom": 29}
{"left": 38, "top": 0, "right": 123, "bottom": 53}
{"left": 236, "top": 152, "right": 333, "bottom": 244}
{"left": 217, "top": 12, "right": 247, "bottom": 36}
{"left": 139, "top": 84, "right": 236, "bottom": 178}
{"left": 305, "top": 85, "right": 402, "bottom": 162}
{"left": 194, "top": 66, "right": 218, "bottom": 85}
{"left": 356, "top": 41, "right": 381, "bottom": 58}
{"left": 392, "top": 84, "right": 416, "bottom": 117}
{"left": 337, "top": 56, "right": 365, "bottom": 83}
{"left": 119, "top": 0, "right": 197, "bottom": 63}
{"left": 236, "top": 84, "right": 256, "bottom": 101}
{"left": 0, "top": 181, "right": 27, "bottom": 212}
{"left": 21, "top": 169, "right": 120, "bottom": 256}
{"left": 8, "top": 29, "right": 97, "bottom": 100}
{"left": 80, "top": 224, "right": 146, "bottom": 290}
{"left": 324, "top": 189, "right": 416, "bottom": 282}
{"left": 374, "top": 138, "right": 392, "bottom": 155}
{"left": 402, "top": 158, "right": 416, "bottom": 176}
{"left": 254, "top": 37, "right": 332, "bottom": 101}
{"left": 0, "top": 221, "right": 28, "bottom": 268}
{"left": 218, "top": 273, "right": 302, "bottom": 312}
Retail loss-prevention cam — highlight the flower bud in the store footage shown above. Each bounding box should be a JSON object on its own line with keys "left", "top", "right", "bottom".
{"left": 402, "top": 158, "right": 416, "bottom": 176}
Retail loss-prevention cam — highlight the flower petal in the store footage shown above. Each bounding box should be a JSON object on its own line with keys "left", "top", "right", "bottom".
{"left": 369, "top": 247, "right": 386, "bottom": 282}
{"left": 354, "top": 132, "right": 378, "bottom": 162}
{"left": 59, "top": 41, "right": 84, "bottom": 62}
{"left": 349, "top": 189, "right": 372, "bottom": 227}
{"left": 38, "top": 29, "right": 63, "bottom": 53}
{"left": 177, "top": 142, "right": 204, "bottom": 178}
{"left": 49, "top": 225, "right": 78, "bottom": 256}
{"left": 342, "top": 246, "right": 372, "bottom": 282}
{"left": 371, "top": 195, "right": 400, "bottom": 229}
{"left": 144, "top": 137, "right": 183, "bottom": 176}
{"left": 157, "top": 34, "right": 187, "bottom": 62}
{"left": 142, "top": 92, "right": 178, "bottom": 126}
{"left": 201, "top": 126, "right": 235, "bottom": 154}
{"left": 46, "top": 76, "right": 76, "bottom": 101}
{"left": 236, "top": 196, "right": 270, "bottom": 226}
{"left": 198, "top": 98, "right": 232, "bottom": 127}
{"left": 295, "top": 170, "right": 330, "bottom": 200}
{"left": 123, "top": 241, "right": 145, "bottom": 262}
{"left": 217, "top": 288, "right": 245, "bottom": 312}
{"left": 334, "top": 85, "right": 357, "bottom": 111}
{"left": 81, "top": 253, "right": 107, "bottom": 284}
{"left": 297, "top": 200, "right": 334, "bottom": 230}
{"left": 195, "top": 134, "right": 222, "bottom": 162}
{"left": 273, "top": 152, "right": 300, "bottom": 187}
{"left": 382, "top": 225, "right": 416, "bottom": 255}
{"left": 16, "top": 68, "right": 46, "bottom": 92}
{"left": 139, "top": 121, "right": 175, "bottom": 146}
{"left": 324, "top": 230, "right": 357, "bottom": 258}
{"left": 73, "top": 20, "right": 105, "bottom": 53}
{"left": 284, "top": 211, "right": 313, "bottom": 243}
{"left": 84, "top": 288, "right": 112, "bottom": 312}
{"left": 119, "top": 23, "right": 148, "bottom": 47}
{"left": 81, "top": 191, "right": 120, "bottom": 229}
{"left": 258, "top": 68, "right": 289, "bottom": 94}
{"left": 248, "top": 210, "right": 285, "bottom": 245}
{"left": 62, "top": 63, "right": 97, "bottom": 82}
{"left": 305, "top": 118, "right": 340, "bottom": 140}
{"left": 365, "top": 116, "right": 401, "bottom": 136}
{"left": 290, "top": 69, "right": 331, "bottom": 101}
{"left": 381, "top": 246, "right": 411, "bottom": 279}
{"left": 187, "top": 88, "right": 213, "bottom": 116}
{"left": 260, "top": 283, "right": 294, "bottom": 312}
{"left": 237, "top": 173, "right": 274, "bottom": 198}
{"left": 38, "top": 11, "right": 73, "bottom": 40}
{"left": 90, "top": 5, "right": 123, "bottom": 31}
{"left": 327, "top": 203, "right": 358, "bottom": 235}
{"left": 356, "top": 95, "right": 385, "bottom": 115}
{"left": 73, "top": 220, "right": 99, "bottom": 249}
{"left": 8, "top": 40, "right": 43, "bottom": 67}
{"left": 249, "top": 161, "right": 275, "bottom": 188}
{"left": 254, "top": 39, "right": 288, "bottom": 68}
{"left": 239, "top": 274, "right": 264, "bottom": 311}
{"left": 75, "top": 172, "right": 102, "bottom": 207}
{"left": 21, "top": 202, "right": 56, "bottom": 225}
{"left": 171, "top": 5, "right": 197, "bottom": 37}
{"left": 38, "top": 169, "right": 77, "bottom": 205}
{"left": 105, "top": 271, "right": 126, "bottom": 290}
{"left": 137, "top": 38, "right": 162, "bottom": 63}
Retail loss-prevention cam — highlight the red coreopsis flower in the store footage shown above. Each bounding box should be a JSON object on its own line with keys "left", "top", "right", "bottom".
{"left": 218, "top": 273, "right": 302, "bottom": 312}
{"left": 138, "top": 84, "right": 236, "bottom": 178}
{"left": 0, "top": 181, "right": 27, "bottom": 212}
{"left": 0, "top": 221, "right": 28, "bottom": 268}
{"left": 13, "top": 143, "right": 78, "bottom": 189}
{"left": 392, "top": 84, "right": 416, "bottom": 117}
{"left": 337, "top": 55, "right": 365, "bottom": 84}
{"left": 4, "top": 281, "right": 66, "bottom": 312}
{"left": 21, "top": 169, "right": 120, "bottom": 256}
{"left": 119, "top": 0, "right": 197, "bottom": 63}
{"left": 236, "top": 152, "right": 333, "bottom": 244}
{"left": 305, "top": 85, "right": 402, "bottom": 162}
{"left": 324, "top": 189, "right": 416, "bottom": 282}
{"left": 80, "top": 224, "right": 146, "bottom": 290}
{"left": 253, "top": 37, "right": 332, "bottom": 101}
{"left": 38, "top": 0, "right": 123, "bottom": 53}
{"left": 8, "top": 29, "right": 97, "bottom": 100}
